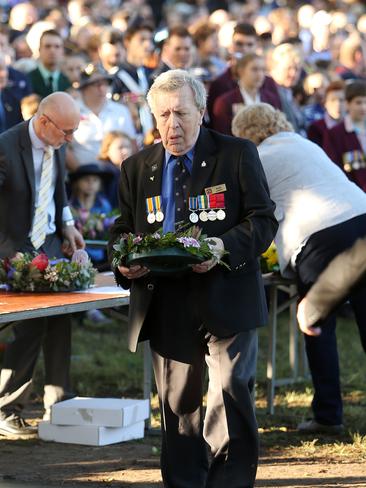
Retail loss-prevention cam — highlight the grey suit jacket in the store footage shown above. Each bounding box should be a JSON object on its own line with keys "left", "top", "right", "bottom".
{"left": 0, "top": 121, "right": 67, "bottom": 258}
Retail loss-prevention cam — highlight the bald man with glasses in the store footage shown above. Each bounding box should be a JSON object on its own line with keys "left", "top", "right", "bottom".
{"left": 0, "top": 92, "right": 84, "bottom": 437}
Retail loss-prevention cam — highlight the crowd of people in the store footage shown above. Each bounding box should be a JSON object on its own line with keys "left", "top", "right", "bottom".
{"left": 0, "top": 0, "right": 366, "bottom": 486}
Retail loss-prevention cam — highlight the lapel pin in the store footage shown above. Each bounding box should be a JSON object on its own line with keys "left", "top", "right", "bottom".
{"left": 150, "top": 176, "right": 155, "bottom": 181}
{"left": 201, "top": 161, "right": 206, "bottom": 167}
{"left": 152, "top": 163, "right": 158, "bottom": 172}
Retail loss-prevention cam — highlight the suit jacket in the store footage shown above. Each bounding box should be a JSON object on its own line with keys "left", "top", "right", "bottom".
{"left": 29, "top": 67, "right": 71, "bottom": 98}
{"left": 111, "top": 63, "right": 153, "bottom": 97}
{"left": 1, "top": 89, "right": 23, "bottom": 131}
{"left": 150, "top": 61, "right": 170, "bottom": 82}
{"left": 0, "top": 67, "right": 32, "bottom": 132}
{"left": 323, "top": 121, "right": 366, "bottom": 191}
{"left": 109, "top": 127, "right": 278, "bottom": 352}
{"left": 307, "top": 118, "right": 328, "bottom": 147}
{"left": 0, "top": 121, "right": 68, "bottom": 258}
{"left": 211, "top": 86, "right": 282, "bottom": 135}
{"left": 7, "top": 67, "right": 32, "bottom": 101}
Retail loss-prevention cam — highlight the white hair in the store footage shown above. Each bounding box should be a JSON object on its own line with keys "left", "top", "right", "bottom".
{"left": 147, "top": 69, "right": 207, "bottom": 113}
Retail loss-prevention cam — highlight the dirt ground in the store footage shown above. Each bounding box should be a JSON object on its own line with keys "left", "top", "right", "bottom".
{"left": 0, "top": 407, "right": 365, "bottom": 488}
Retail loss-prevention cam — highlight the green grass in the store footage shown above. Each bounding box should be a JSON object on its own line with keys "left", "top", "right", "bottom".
{"left": 2, "top": 307, "right": 365, "bottom": 461}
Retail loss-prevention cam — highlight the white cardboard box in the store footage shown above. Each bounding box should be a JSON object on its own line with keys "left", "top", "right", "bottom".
{"left": 38, "top": 420, "right": 145, "bottom": 446}
{"left": 51, "top": 397, "right": 149, "bottom": 427}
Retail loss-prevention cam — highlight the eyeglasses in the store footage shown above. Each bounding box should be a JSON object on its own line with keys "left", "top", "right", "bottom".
{"left": 43, "top": 113, "right": 78, "bottom": 137}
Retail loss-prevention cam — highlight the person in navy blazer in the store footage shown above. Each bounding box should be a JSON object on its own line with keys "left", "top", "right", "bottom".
{"left": 307, "top": 80, "right": 346, "bottom": 148}
{"left": 0, "top": 59, "right": 32, "bottom": 132}
{"left": 108, "top": 69, "right": 277, "bottom": 488}
{"left": 7, "top": 66, "right": 32, "bottom": 101}
{"left": 211, "top": 53, "right": 282, "bottom": 135}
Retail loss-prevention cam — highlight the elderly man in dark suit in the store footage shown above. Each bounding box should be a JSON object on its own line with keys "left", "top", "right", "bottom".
{"left": 0, "top": 92, "right": 84, "bottom": 437}
{"left": 108, "top": 69, "right": 277, "bottom": 488}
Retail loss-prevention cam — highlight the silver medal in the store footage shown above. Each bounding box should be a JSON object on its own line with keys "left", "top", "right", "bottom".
{"left": 147, "top": 212, "right": 156, "bottom": 224}
{"left": 155, "top": 210, "right": 164, "bottom": 222}
{"left": 208, "top": 210, "right": 217, "bottom": 221}
{"left": 199, "top": 211, "right": 208, "bottom": 222}
{"left": 189, "top": 212, "right": 199, "bottom": 223}
{"left": 216, "top": 209, "right": 226, "bottom": 220}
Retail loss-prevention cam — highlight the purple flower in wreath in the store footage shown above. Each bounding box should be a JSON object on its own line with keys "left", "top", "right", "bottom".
{"left": 71, "top": 249, "right": 90, "bottom": 266}
{"left": 7, "top": 267, "right": 15, "bottom": 279}
{"left": 177, "top": 237, "right": 200, "bottom": 248}
{"left": 151, "top": 232, "right": 161, "bottom": 240}
{"left": 133, "top": 236, "right": 143, "bottom": 245}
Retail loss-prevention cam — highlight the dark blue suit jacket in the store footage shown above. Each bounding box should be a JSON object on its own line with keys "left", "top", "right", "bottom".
{"left": 0, "top": 67, "right": 32, "bottom": 131}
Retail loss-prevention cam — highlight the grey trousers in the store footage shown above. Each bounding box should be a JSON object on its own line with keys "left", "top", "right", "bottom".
{"left": 0, "top": 233, "right": 72, "bottom": 416}
{"left": 151, "top": 329, "right": 258, "bottom": 488}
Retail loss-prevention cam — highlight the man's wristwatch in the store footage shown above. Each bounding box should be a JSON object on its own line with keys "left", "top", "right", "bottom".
{"left": 63, "top": 219, "right": 75, "bottom": 227}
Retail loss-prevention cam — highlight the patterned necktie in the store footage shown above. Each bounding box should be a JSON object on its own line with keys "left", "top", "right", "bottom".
{"left": 174, "top": 156, "right": 190, "bottom": 227}
{"left": 31, "top": 146, "right": 54, "bottom": 250}
{"left": 162, "top": 155, "right": 190, "bottom": 233}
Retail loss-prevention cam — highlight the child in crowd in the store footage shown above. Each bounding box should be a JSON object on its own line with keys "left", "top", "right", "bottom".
{"left": 324, "top": 80, "right": 366, "bottom": 191}
{"left": 69, "top": 163, "right": 113, "bottom": 266}
{"left": 98, "top": 130, "right": 136, "bottom": 209}
{"left": 69, "top": 163, "right": 114, "bottom": 323}
{"left": 307, "top": 80, "right": 346, "bottom": 148}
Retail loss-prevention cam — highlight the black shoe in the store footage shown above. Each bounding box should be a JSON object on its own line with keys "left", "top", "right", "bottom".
{"left": 0, "top": 413, "right": 37, "bottom": 437}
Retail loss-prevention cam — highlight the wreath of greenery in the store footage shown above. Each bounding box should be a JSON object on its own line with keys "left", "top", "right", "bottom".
{"left": 0, "top": 250, "right": 96, "bottom": 292}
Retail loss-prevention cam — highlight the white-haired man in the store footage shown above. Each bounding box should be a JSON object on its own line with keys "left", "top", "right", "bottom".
{"left": 109, "top": 69, "right": 277, "bottom": 487}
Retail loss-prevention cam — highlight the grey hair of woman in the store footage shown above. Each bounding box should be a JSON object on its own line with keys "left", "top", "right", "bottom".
{"left": 147, "top": 69, "right": 207, "bottom": 114}
{"left": 232, "top": 102, "right": 294, "bottom": 146}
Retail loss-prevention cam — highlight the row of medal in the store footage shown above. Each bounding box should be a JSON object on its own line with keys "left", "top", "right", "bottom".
{"left": 146, "top": 196, "right": 164, "bottom": 224}
{"left": 145, "top": 193, "right": 226, "bottom": 224}
{"left": 342, "top": 150, "right": 366, "bottom": 173}
{"left": 188, "top": 194, "right": 226, "bottom": 223}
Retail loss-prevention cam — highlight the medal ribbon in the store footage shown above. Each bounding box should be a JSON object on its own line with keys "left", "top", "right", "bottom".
{"left": 153, "top": 196, "right": 162, "bottom": 213}
{"left": 189, "top": 196, "right": 198, "bottom": 210}
{"left": 198, "top": 195, "right": 209, "bottom": 210}
{"left": 208, "top": 193, "right": 225, "bottom": 209}
{"left": 146, "top": 197, "right": 154, "bottom": 214}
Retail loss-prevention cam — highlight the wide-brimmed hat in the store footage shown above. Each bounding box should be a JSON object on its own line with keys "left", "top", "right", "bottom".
{"left": 76, "top": 64, "right": 113, "bottom": 90}
{"left": 69, "top": 163, "right": 114, "bottom": 184}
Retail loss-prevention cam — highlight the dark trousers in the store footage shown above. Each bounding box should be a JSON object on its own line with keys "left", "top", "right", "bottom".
{"left": 0, "top": 234, "right": 72, "bottom": 415}
{"left": 147, "top": 277, "right": 258, "bottom": 488}
{"left": 296, "top": 214, "right": 366, "bottom": 425}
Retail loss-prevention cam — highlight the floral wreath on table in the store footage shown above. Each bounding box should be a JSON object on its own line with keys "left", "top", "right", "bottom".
{"left": 261, "top": 242, "right": 279, "bottom": 274}
{"left": 0, "top": 250, "right": 96, "bottom": 292}
{"left": 112, "top": 225, "right": 230, "bottom": 271}
{"left": 72, "top": 209, "right": 118, "bottom": 241}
